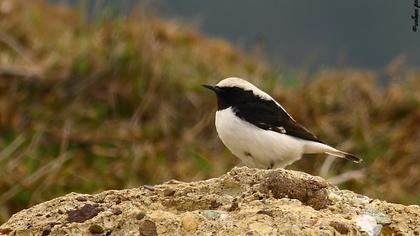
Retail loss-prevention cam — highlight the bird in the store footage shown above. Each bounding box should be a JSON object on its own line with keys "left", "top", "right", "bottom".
{"left": 203, "top": 77, "right": 361, "bottom": 169}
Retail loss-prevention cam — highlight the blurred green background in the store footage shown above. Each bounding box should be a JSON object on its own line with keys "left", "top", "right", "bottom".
{"left": 0, "top": 0, "right": 419, "bottom": 223}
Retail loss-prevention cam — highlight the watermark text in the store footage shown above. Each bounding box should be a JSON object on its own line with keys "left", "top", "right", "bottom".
{"left": 412, "top": 0, "right": 420, "bottom": 32}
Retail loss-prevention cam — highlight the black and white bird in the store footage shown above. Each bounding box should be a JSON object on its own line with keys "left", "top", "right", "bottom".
{"left": 203, "top": 77, "right": 361, "bottom": 169}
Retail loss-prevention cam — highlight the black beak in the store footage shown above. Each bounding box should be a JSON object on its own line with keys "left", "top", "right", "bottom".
{"left": 202, "top": 84, "right": 221, "bottom": 93}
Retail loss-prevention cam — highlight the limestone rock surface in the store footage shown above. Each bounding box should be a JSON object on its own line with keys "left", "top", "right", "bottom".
{"left": 1, "top": 167, "right": 419, "bottom": 235}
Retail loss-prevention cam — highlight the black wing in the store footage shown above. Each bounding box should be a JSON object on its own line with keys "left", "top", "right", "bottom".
{"left": 233, "top": 100, "right": 324, "bottom": 143}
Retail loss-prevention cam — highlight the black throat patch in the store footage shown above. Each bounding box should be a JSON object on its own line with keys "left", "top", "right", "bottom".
{"left": 214, "top": 87, "right": 267, "bottom": 110}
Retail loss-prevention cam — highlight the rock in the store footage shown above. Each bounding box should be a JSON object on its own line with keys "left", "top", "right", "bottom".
{"left": 88, "top": 224, "right": 104, "bottom": 234}
{"left": 41, "top": 229, "right": 51, "bottom": 236}
{"left": 139, "top": 220, "right": 157, "bottom": 236}
{"left": 364, "top": 207, "right": 392, "bottom": 225}
{"left": 248, "top": 222, "right": 274, "bottom": 235}
{"left": 262, "top": 170, "right": 331, "bottom": 210}
{"left": 356, "top": 214, "right": 382, "bottom": 236}
{"left": 135, "top": 212, "right": 146, "bottom": 220}
{"left": 75, "top": 196, "right": 88, "bottom": 202}
{"left": 66, "top": 204, "right": 102, "bottom": 223}
{"left": 256, "top": 209, "right": 273, "bottom": 217}
{"left": 0, "top": 228, "right": 12, "bottom": 234}
{"left": 202, "top": 210, "right": 225, "bottom": 220}
{"left": 0, "top": 167, "right": 419, "bottom": 235}
{"left": 112, "top": 208, "right": 123, "bottom": 216}
{"left": 163, "top": 188, "right": 176, "bottom": 197}
{"left": 181, "top": 213, "right": 202, "bottom": 231}
{"left": 329, "top": 221, "right": 350, "bottom": 234}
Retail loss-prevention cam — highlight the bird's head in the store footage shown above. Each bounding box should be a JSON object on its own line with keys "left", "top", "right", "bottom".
{"left": 203, "top": 77, "right": 274, "bottom": 110}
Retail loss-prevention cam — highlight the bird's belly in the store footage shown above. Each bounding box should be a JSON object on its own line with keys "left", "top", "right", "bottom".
{"left": 215, "top": 108, "right": 303, "bottom": 168}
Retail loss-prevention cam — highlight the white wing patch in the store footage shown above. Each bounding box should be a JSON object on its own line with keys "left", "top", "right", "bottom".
{"left": 259, "top": 122, "right": 287, "bottom": 134}
{"left": 278, "top": 126, "right": 286, "bottom": 134}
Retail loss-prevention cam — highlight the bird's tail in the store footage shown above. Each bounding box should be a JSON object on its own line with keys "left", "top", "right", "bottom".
{"left": 303, "top": 141, "right": 362, "bottom": 163}
{"left": 325, "top": 150, "right": 362, "bottom": 163}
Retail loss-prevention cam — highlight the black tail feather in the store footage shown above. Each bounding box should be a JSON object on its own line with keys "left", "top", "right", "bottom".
{"left": 325, "top": 151, "right": 362, "bottom": 163}
{"left": 343, "top": 153, "right": 362, "bottom": 163}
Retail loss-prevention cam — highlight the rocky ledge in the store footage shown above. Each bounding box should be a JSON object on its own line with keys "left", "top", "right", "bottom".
{"left": 1, "top": 167, "right": 419, "bottom": 235}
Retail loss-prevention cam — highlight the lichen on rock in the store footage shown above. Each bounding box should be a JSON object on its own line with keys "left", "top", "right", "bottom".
{"left": 1, "top": 167, "right": 419, "bottom": 235}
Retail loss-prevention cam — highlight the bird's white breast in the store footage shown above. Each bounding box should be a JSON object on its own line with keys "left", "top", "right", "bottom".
{"left": 215, "top": 107, "right": 304, "bottom": 168}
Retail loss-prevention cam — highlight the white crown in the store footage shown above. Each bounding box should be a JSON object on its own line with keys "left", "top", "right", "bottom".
{"left": 216, "top": 77, "right": 273, "bottom": 101}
